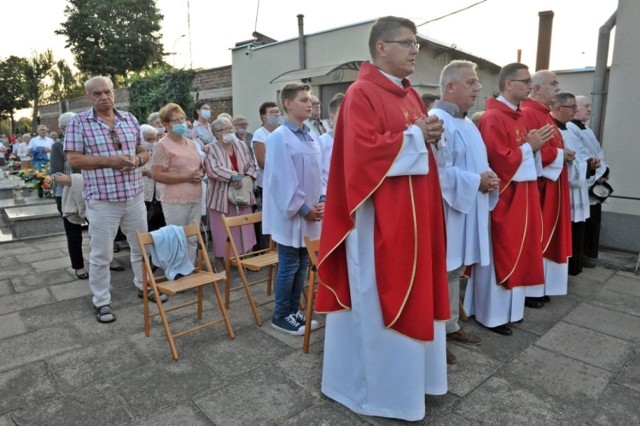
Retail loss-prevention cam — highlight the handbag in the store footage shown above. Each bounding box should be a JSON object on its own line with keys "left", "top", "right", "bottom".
{"left": 228, "top": 175, "right": 253, "bottom": 207}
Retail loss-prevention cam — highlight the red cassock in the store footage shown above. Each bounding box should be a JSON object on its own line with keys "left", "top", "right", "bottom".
{"left": 314, "top": 62, "right": 450, "bottom": 342}
{"left": 478, "top": 98, "right": 544, "bottom": 289}
{"left": 520, "top": 99, "right": 572, "bottom": 263}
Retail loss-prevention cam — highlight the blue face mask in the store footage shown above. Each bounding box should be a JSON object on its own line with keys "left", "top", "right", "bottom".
{"left": 200, "top": 109, "right": 211, "bottom": 120}
{"left": 267, "top": 116, "right": 280, "bottom": 127}
{"left": 172, "top": 123, "right": 188, "bottom": 135}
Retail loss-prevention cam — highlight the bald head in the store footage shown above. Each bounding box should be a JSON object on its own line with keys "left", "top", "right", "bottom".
{"left": 530, "top": 70, "right": 560, "bottom": 106}
{"left": 574, "top": 95, "right": 592, "bottom": 122}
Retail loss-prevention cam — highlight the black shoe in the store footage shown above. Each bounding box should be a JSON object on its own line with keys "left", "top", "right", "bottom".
{"left": 541, "top": 295, "right": 551, "bottom": 303}
{"left": 525, "top": 297, "right": 544, "bottom": 309}
{"left": 487, "top": 324, "right": 513, "bottom": 335}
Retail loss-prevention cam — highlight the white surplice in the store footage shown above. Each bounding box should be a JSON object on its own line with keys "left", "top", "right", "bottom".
{"left": 321, "top": 126, "right": 447, "bottom": 422}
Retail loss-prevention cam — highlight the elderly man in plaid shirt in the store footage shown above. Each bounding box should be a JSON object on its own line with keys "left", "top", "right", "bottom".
{"left": 65, "top": 76, "right": 165, "bottom": 324}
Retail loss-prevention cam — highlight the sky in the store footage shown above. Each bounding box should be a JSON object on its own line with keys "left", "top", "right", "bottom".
{"left": 2, "top": 0, "right": 618, "bottom": 82}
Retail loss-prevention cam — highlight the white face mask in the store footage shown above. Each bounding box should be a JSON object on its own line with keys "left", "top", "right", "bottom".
{"left": 222, "top": 133, "right": 236, "bottom": 144}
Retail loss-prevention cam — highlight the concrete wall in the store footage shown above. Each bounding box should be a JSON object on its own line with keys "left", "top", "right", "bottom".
{"left": 598, "top": 0, "right": 640, "bottom": 252}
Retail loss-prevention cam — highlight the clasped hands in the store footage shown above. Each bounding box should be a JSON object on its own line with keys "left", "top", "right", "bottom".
{"left": 479, "top": 171, "right": 500, "bottom": 193}
{"left": 113, "top": 154, "right": 138, "bottom": 172}
{"left": 304, "top": 202, "right": 324, "bottom": 222}
{"left": 414, "top": 115, "right": 444, "bottom": 145}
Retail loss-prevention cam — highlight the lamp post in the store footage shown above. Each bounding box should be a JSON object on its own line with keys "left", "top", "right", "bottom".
{"left": 173, "top": 34, "right": 186, "bottom": 68}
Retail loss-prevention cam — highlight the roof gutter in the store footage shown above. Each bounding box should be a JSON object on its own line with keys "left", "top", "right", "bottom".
{"left": 591, "top": 12, "right": 617, "bottom": 143}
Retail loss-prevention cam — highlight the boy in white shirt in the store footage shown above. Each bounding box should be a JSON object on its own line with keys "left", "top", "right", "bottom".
{"left": 263, "top": 83, "right": 323, "bottom": 335}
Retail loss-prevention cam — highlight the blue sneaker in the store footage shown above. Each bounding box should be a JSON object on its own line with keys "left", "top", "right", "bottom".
{"left": 293, "top": 310, "right": 320, "bottom": 330}
{"left": 271, "top": 313, "right": 305, "bottom": 336}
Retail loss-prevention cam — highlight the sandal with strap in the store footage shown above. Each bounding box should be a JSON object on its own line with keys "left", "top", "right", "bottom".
{"left": 138, "top": 289, "right": 168, "bottom": 304}
{"left": 94, "top": 304, "right": 116, "bottom": 323}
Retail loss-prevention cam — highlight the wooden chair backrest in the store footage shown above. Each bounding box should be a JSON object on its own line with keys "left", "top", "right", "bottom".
{"left": 304, "top": 236, "right": 320, "bottom": 267}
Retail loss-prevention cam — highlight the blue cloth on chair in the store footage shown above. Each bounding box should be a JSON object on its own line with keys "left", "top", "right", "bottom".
{"left": 148, "top": 225, "right": 194, "bottom": 280}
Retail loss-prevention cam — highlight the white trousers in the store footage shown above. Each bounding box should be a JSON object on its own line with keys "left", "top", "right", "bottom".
{"left": 162, "top": 201, "right": 202, "bottom": 265}
{"left": 86, "top": 193, "right": 147, "bottom": 307}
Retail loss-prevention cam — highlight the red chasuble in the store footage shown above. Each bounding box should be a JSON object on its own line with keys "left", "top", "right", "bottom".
{"left": 314, "top": 62, "right": 449, "bottom": 342}
{"left": 478, "top": 98, "right": 544, "bottom": 289}
{"left": 520, "top": 99, "right": 572, "bottom": 264}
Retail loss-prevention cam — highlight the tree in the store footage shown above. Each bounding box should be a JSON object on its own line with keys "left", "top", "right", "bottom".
{"left": 48, "top": 59, "right": 86, "bottom": 102}
{"left": 128, "top": 68, "right": 196, "bottom": 125}
{"left": 0, "top": 56, "right": 30, "bottom": 132}
{"left": 23, "top": 50, "right": 55, "bottom": 130}
{"left": 56, "top": 0, "right": 165, "bottom": 82}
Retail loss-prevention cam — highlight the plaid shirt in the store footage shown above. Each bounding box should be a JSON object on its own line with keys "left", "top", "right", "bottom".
{"left": 64, "top": 108, "right": 143, "bottom": 201}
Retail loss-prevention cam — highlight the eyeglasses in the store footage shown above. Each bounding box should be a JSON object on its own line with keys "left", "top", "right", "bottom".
{"left": 109, "top": 129, "right": 122, "bottom": 150}
{"left": 169, "top": 116, "right": 187, "bottom": 124}
{"left": 559, "top": 105, "right": 578, "bottom": 111}
{"left": 383, "top": 40, "right": 421, "bottom": 50}
{"left": 510, "top": 78, "right": 533, "bottom": 85}
{"left": 234, "top": 122, "right": 248, "bottom": 127}
{"left": 214, "top": 127, "right": 235, "bottom": 133}
{"left": 266, "top": 111, "right": 281, "bottom": 116}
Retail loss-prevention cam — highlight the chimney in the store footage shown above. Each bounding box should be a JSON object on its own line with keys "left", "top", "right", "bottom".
{"left": 297, "top": 14, "right": 306, "bottom": 70}
{"left": 536, "top": 11, "right": 554, "bottom": 70}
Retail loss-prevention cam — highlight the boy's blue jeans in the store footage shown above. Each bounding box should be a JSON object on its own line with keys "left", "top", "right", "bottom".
{"left": 273, "top": 244, "right": 310, "bottom": 319}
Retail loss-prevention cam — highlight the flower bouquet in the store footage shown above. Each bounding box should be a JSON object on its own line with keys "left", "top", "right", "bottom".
{"left": 6, "top": 153, "right": 21, "bottom": 171}
{"left": 18, "top": 167, "right": 52, "bottom": 197}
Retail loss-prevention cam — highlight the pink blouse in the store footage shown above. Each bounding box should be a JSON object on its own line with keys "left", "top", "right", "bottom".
{"left": 152, "top": 136, "right": 202, "bottom": 204}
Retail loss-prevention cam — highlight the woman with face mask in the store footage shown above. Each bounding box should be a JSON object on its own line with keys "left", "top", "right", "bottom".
{"left": 204, "top": 117, "right": 257, "bottom": 273}
{"left": 193, "top": 101, "right": 214, "bottom": 147}
{"left": 150, "top": 103, "right": 205, "bottom": 265}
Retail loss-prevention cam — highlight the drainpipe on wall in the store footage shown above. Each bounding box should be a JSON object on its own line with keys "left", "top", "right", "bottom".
{"left": 535, "top": 11, "right": 554, "bottom": 71}
{"left": 591, "top": 12, "right": 617, "bottom": 143}
{"left": 297, "top": 14, "right": 306, "bottom": 70}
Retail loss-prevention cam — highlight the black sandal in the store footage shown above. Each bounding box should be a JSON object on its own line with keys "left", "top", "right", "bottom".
{"left": 94, "top": 305, "right": 116, "bottom": 323}
{"left": 75, "top": 269, "right": 89, "bottom": 280}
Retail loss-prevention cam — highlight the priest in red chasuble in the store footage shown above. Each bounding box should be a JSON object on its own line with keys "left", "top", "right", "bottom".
{"left": 521, "top": 70, "right": 573, "bottom": 306}
{"left": 315, "top": 16, "right": 449, "bottom": 422}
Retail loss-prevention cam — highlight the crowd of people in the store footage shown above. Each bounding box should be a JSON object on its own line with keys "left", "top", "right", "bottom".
{"left": 1, "top": 14, "right": 612, "bottom": 422}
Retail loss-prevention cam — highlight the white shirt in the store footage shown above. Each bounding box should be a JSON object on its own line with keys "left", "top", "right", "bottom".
{"left": 262, "top": 123, "right": 323, "bottom": 248}
{"left": 560, "top": 128, "right": 592, "bottom": 222}
{"left": 566, "top": 121, "right": 609, "bottom": 205}
{"left": 28, "top": 136, "right": 54, "bottom": 151}
{"left": 251, "top": 126, "right": 271, "bottom": 188}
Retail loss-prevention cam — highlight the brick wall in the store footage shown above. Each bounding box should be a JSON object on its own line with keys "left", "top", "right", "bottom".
{"left": 38, "top": 66, "right": 232, "bottom": 125}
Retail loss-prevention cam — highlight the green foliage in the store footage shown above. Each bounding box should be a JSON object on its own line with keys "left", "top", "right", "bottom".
{"left": 23, "top": 50, "right": 55, "bottom": 129}
{"left": 0, "top": 56, "right": 30, "bottom": 121}
{"left": 56, "top": 0, "right": 165, "bottom": 80}
{"left": 128, "top": 69, "right": 196, "bottom": 124}
{"left": 47, "top": 59, "right": 86, "bottom": 102}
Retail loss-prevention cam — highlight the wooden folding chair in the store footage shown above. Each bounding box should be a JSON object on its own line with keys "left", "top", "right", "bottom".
{"left": 136, "top": 221, "right": 235, "bottom": 361}
{"left": 302, "top": 236, "right": 325, "bottom": 353}
{"left": 221, "top": 212, "right": 279, "bottom": 326}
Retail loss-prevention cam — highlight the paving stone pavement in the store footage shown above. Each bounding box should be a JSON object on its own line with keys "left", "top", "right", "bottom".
{"left": 0, "top": 233, "right": 639, "bottom": 425}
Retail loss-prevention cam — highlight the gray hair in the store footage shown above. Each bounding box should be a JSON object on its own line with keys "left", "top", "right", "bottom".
{"left": 232, "top": 115, "right": 248, "bottom": 124}
{"left": 211, "top": 117, "right": 232, "bottom": 132}
{"left": 84, "top": 76, "right": 114, "bottom": 93}
{"left": 139, "top": 124, "right": 158, "bottom": 139}
{"left": 58, "top": 112, "right": 76, "bottom": 128}
{"left": 147, "top": 112, "right": 160, "bottom": 125}
{"left": 439, "top": 60, "right": 477, "bottom": 93}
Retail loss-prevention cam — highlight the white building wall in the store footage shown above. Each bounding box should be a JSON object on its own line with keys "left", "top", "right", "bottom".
{"left": 597, "top": 0, "right": 640, "bottom": 252}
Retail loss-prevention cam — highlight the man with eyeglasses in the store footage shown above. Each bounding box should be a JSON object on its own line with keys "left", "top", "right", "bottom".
{"left": 303, "top": 95, "right": 332, "bottom": 139}
{"left": 520, "top": 70, "right": 574, "bottom": 307}
{"left": 551, "top": 93, "right": 600, "bottom": 276}
{"left": 250, "top": 101, "right": 280, "bottom": 250}
{"left": 476, "top": 63, "right": 554, "bottom": 335}
{"left": 65, "top": 76, "right": 152, "bottom": 324}
{"left": 315, "top": 16, "right": 448, "bottom": 421}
